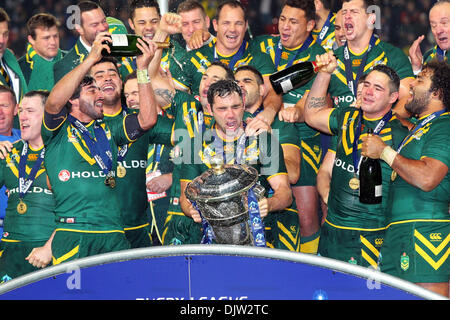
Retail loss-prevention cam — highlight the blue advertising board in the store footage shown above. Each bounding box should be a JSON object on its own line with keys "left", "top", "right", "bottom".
{"left": 0, "top": 246, "right": 438, "bottom": 301}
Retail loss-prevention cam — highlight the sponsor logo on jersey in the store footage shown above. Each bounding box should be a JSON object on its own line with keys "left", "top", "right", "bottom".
{"left": 7, "top": 186, "right": 52, "bottom": 195}
{"left": 400, "top": 252, "right": 409, "bottom": 271}
{"left": 58, "top": 169, "right": 118, "bottom": 181}
{"left": 429, "top": 233, "right": 442, "bottom": 241}
{"left": 58, "top": 170, "right": 71, "bottom": 182}
{"left": 118, "top": 160, "right": 147, "bottom": 170}
{"left": 334, "top": 157, "right": 356, "bottom": 174}
{"left": 334, "top": 95, "right": 356, "bottom": 106}
{"left": 374, "top": 238, "right": 383, "bottom": 247}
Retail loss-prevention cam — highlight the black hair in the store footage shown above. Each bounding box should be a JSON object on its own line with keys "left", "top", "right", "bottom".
{"left": 208, "top": 60, "right": 235, "bottom": 81}
{"left": 129, "top": 0, "right": 161, "bottom": 20}
{"left": 283, "top": 0, "right": 316, "bottom": 21}
{"left": 207, "top": 79, "right": 243, "bottom": 108}
{"left": 235, "top": 65, "right": 264, "bottom": 85}
{"left": 371, "top": 64, "right": 400, "bottom": 94}
{"left": 424, "top": 60, "right": 450, "bottom": 111}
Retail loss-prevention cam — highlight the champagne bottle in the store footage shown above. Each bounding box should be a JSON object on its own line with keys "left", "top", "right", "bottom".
{"left": 269, "top": 60, "right": 319, "bottom": 94}
{"left": 359, "top": 129, "right": 382, "bottom": 204}
{"left": 102, "top": 34, "right": 172, "bottom": 57}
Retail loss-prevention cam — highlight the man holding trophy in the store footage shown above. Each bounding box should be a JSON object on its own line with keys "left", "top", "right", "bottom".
{"left": 178, "top": 79, "right": 292, "bottom": 247}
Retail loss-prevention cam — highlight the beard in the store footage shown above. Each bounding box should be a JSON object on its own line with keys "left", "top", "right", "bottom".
{"left": 79, "top": 99, "right": 104, "bottom": 120}
{"left": 405, "top": 90, "right": 431, "bottom": 117}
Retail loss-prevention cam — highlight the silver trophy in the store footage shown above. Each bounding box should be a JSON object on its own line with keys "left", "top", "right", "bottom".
{"left": 185, "top": 158, "right": 265, "bottom": 245}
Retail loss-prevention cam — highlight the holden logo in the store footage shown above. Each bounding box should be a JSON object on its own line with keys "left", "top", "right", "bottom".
{"left": 58, "top": 170, "right": 71, "bottom": 182}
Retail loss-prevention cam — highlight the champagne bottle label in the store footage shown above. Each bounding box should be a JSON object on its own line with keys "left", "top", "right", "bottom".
{"left": 280, "top": 79, "right": 294, "bottom": 93}
{"left": 375, "top": 185, "right": 382, "bottom": 197}
{"left": 110, "top": 34, "right": 129, "bottom": 47}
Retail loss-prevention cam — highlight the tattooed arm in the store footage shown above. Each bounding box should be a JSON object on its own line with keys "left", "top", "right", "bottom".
{"left": 303, "top": 51, "right": 337, "bottom": 134}
{"left": 148, "top": 46, "right": 176, "bottom": 108}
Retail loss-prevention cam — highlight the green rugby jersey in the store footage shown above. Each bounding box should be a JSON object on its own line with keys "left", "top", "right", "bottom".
{"left": 311, "top": 12, "right": 336, "bottom": 51}
{"left": 247, "top": 107, "right": 299, "bottom": 212}
{"left": 0, "top": 141, "right": 56, "bottom": 241}
{"left": 166, "top": 91, "right": 214, "bottom": 216}
{"left": 387, "top": 112, "right": 450, "bottom": 223}
{"left": 18, "top": 44, "right": 66, "bottom": 92}
{"left": 180, "top": 124, "right": 288, "bottom": 202}
{"left": 256, "top": 34, "right": 327, "bottom": 139}
{"left": 103, "top": 108, "right": 173, "bottom": 228}
{"left": 331, "top": 38, "right": 414, "bottom": 108}
{"left": 42, "top": 111, "right": 143, "bottom": 232}
{"left": 327, "top": 107, "right": 408, "bottom": 229}
{"left": 178, "top": 38, "right": 276, "bottom": 95}
{"left": 423, "top": 46, "right": 450, "bottom": 65}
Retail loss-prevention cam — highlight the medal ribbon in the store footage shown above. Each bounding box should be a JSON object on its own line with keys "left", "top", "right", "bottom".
{"left": 117, "top": 107, "right": 131, "bottom": 163}
{"left": 212, "top": 125, "right": 247, "bottom": 164}
{"left": 317, "top": 12, "right": 333, "bottom": 43}
{"left": 352, "top": 110, "right": 393, "bottom": 175}
{"left": 396, "top": 110, "right": 446, "bottom": 153}
{"left": 274, "top": 34, "right": 314, "bottom": 69}
{"left": 195, "top": 201, "right": 215, "bottom": 245}
{"left": 67, "top": 115, "right": 113, "bottom": 177}
{"left": 343, "top": 34, "right": 377, "bottom": 96}
{"left": 247, "top": 186, "right": 266, "bottom": 247}
{"left": 18, "top": 143, "right": 45, "bottom": 201}
{"left": 214, "top": 40, "right": 247, "bottom": 71}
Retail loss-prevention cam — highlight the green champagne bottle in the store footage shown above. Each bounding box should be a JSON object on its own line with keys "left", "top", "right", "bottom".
{"left": 102, "top": 34, "right": 172, "bottom": 57}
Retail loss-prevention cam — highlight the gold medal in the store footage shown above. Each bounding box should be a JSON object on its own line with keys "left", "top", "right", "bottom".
{"left": 17, "top": 200, "right": 27, "bottom": 214}
{"left": 391, "top": 170, "right": 397, "bottom": 181}
{"left": 117, "top": 164, "right": 126, "bottom": 178}
{"left": 105, "top": 176, "right": 116, "bottom": 188}
{"left": 349, "top": 177, "right": 360, "bottom": 190}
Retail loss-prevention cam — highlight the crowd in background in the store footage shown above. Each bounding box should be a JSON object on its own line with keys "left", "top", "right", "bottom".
{"left": 3, "top": 0, "right": 438, "bottom": 58}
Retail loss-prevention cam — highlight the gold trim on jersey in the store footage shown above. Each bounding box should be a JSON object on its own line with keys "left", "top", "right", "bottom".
{"left": 324, "top": 219, "right": 386, "bottom": 232}
{"left": 414, "top": 228, "right": 450, "bottom": 271}
{"left": 301, "top": 140, "right": 322, "bottom": 174}
{"left": 52, "top": 245, "right": 79, "bottom": 265}
{"left": 67, "top": 125, "right": 96, "bottom": 166}
{"left": 124, "top": 223, "right": 150, "bottom": 231}
{"left": 360, "top": 235, "right": 381, "bottom": 269}
{"left": 339, "top": 110, "right": 393, "bottom": 156}
{"left": 277, "top": 220, "right": 301, "bottom": 252}
{"left": 5, "top": 147, "right": 46, "bottom": 179}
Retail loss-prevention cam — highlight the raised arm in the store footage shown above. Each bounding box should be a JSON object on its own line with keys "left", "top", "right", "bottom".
{"left": 45, "top": 32, "right": 112, "bottom": 115}
{"left": 304, "top": 51, "right": 337, "bottom": 134}
{"left": 135, "top": 38, "right": 159, "bottom": 130}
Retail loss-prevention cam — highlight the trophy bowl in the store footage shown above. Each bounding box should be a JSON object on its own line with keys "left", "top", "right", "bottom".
{"left": 185, "top": 160, "right": 265, "bottom": 245}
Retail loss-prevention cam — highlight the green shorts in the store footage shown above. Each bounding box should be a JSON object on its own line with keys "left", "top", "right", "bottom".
{"left": 51, "top": 230, "right": 130, "bottom": 265}
{"left": 318, "top": 220, "right": 385, "bottom": 268}
{"left": 264, "top": 209, "right": 300, "bottom": 252}
{"left": 149, "top": 196, "right": 170, "bottom": 239}
{"left": 379, "top": 220, "right": 450, "bottom": 283}
{"left": 0, "top": 239, "right": 48, "bottom": 281}
{"left": 162, "top": 213, "right": 203, "bottom": 245}
{"left": 294, "top": 133, "right": 322, "bottom": 187}
{"left": 124, "top": 224, "right": 152, "bottom": 249}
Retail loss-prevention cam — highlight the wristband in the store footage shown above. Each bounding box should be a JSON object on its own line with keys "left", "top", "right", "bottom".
{"left": 137, "top": 69, "right": 150, "bottom": 84}
{"left": 380, "top": 146, "right": 398, "bottom": 166}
